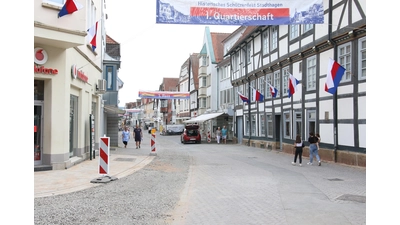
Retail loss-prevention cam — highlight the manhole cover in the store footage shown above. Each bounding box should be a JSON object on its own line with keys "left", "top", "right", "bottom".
{"left": 114, "top": 158, "right": 135, "bottom": 162}
{"left": 336, "top": 194, "right": 366, "bottom": 203}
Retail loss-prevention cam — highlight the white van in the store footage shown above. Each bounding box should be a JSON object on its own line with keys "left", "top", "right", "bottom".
{"left": 165, "top": 124, "right": 185, "bottom": 135}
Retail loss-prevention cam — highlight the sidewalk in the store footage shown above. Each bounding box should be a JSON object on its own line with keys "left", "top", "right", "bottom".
{"left": 34, "top": 134, "right": 155, "bottom": 198}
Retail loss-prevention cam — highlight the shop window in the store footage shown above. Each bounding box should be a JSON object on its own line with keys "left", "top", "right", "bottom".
{"left": 34, "top": 80, "right": 44, "bottom": 101}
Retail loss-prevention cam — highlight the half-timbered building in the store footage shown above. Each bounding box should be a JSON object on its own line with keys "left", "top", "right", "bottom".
{"left": 226, "top": 0, "right": 366, "bottom": 166}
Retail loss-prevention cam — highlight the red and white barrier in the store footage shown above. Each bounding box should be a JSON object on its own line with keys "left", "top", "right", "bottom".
{"left": 99, "top": 137, "right": 110, "bottom": 175}
{"left": 207, "top": 131, "right": 211, "bottom": 143}
{"left": 150, "top": 133, "right": 157, "bottom": 155}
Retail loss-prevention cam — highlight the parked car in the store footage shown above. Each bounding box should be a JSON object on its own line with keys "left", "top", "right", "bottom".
{"left": 181, "top": 125, "right": 201, "bottom": 144}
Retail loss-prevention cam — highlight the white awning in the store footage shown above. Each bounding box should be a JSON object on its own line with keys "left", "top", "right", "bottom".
{"left": 183, "top": 112, "right": 223, "bottom": 123}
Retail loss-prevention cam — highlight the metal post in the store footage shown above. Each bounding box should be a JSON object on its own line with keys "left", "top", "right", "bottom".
{"left": 248, "top": 79, "right": 251, "bottom": 146}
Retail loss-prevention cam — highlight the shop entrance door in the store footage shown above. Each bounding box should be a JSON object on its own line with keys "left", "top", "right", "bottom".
{"left": 34, "top": 102, "right": 43, "bottom": 165}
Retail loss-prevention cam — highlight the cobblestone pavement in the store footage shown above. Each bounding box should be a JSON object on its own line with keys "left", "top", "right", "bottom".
{"left": 34, "top": 133, "right": 366, "bottom": 225}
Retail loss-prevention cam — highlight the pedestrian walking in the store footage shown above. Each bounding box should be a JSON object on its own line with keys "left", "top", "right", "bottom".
{"left": 133, "top": 124, "right": 143, "bottom": 149}
{"left": 292, "top": 135, "right": 304, "bottom": 166}
{"left": 307, "top": 132, "right": 321, "bottom": 166}
{"left": 221, "top": 126, "right": 228, "bottom": 144}
{"left": 215, "top": 127, "right": 221, "bottom": 144}
{"left": 121, "top": 126, "right": 131, "bottom": 148}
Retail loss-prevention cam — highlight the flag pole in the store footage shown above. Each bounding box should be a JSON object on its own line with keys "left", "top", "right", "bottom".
{"left": 248, "top": 78, "right": 251, "bottom": 146}
{"left": 328, "top": 0, "right": 338, "bottom": 163}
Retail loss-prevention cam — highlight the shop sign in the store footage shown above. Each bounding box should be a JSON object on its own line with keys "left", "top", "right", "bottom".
{"left": 34, "top": 47, "right": 58, "bottom": 75}
{"left": 34, "top": 65, "right": 58, "bottom": 75}
{"left": 71, "top": 64, "right": 88, "bottom": 83}
{"left": 34, "top": 48, "right": 48, "bottom": 65}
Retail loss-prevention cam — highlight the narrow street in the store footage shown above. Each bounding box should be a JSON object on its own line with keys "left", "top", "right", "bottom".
{"left": 35, "top": 134, "right": 366, "bottom": 225}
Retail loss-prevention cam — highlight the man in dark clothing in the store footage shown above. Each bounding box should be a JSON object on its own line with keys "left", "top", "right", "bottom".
{"left": 133, "top": 124, "right": 143, "bottom": 149}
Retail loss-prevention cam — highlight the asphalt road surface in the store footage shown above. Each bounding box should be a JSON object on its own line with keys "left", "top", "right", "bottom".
{"left": 34, "top": 134, "right": 366, "bottom": 225}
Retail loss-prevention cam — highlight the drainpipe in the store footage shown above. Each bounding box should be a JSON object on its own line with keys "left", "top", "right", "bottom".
{"left": 328, "top": 0, "right": 338, "bottom": 163}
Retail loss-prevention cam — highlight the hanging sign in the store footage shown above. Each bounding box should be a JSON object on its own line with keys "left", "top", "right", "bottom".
{"left": 156, "top": 0, "right": 324, "bottom": 25}
{"left": 139, "top": 90, "right": 190, "bottom": 99}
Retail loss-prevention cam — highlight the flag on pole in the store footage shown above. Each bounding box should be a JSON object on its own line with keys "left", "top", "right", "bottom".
{"left": 325, "top": 58, "right": 346, "bottom": 94}
{"left": 58, "top": 0, "right": 83, "bottom": 18}
{"left": 268, "top": 83, "right": 278, "bottom": 98}
{"left": 252, "top": 87, "right": 264, "bottom": 102}
{"left": 288, "top": 73, "right": 300, "bottom": 98}
{"left": 238, "top": 91, "right": 250, "bottom": 104}
{"left": 87, "top": 21, "right": 98, "bottom": 51}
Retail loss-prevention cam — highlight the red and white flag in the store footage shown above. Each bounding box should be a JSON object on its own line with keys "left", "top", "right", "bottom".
{"left": 87, "top": 21, "right": 99, "bottom": 51}
{"left": 237, "top": 91, "right": 250, "bottom": 104}
{"left": 252, "top": 87, "right": 264, "bottom": 101}
{"left": 325, "top": 58, "right": 346, "bottom": 94}
{"left": 58, "top": 0, "right": 83, "bottom": 18}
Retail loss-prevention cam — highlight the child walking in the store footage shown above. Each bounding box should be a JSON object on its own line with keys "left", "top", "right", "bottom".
{"left": 292, "top": 135, "right": 305, "bottom": 166}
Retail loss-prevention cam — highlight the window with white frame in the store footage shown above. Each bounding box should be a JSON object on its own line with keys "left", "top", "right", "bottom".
{"left": 271, "top": 26, "right": 278, "bottom": 50}
{"left": 259, "top": 78, "right": 265, "bottom": 98}
{"left": 201, "top": 55, "right": 207, "bottom": 66}
{"left": 223, "top": 65, "right": 229, "bottom": 80}
{"left": 303, "top": 24, "right": 313, "bottom": 33}
{"left": 284, "top": 111, "right": 291, "bottom": 138}
{"left": 242, "top": 48, "right": 247, "bottom": 66}
{"left": 307, "top": 110, "right": 316, "bottom": 135}
{"left": 206, "top": 55, "right": 210, "bottom": 66}
{"left": 251, "top": 114, "right": 256, "bottom": 136}
{"left": 232, "top": 55, "right": 237, "bottom": 74}
{"left": 267, "top": 114, "right": 273, "bottom": 137}
{"left": 246, "top": 42, "right": 251, "bottom": 64}
{"left": 260, "top": 114, "right": 265, "bottom": 136}
{"left": 206, "top": 96, "right": 210, "bottom": 109}
{"left": 221, "top": 89, "right": 232, "bottom": 105}
{"left": 273, "top": 71, "right": 280, "bottom": 97}
{"left": 307, "top": 56, "right": 317, "bottom": 91}
{"left": 44, "top": 0, "right": 64, "bottom": 6}
{"left": 106, "top": 66, "right": 113, "bottom": 90}
{"left": 87, "top": 0, "right": 96, "bottom": 30}
{"left": 200, "top": 98, "right": 206, "bottom": 108}
{"left": 282, "top": 67, "right": 289, "bottom": 96}
{"left": 289, "top": 25, "right": 299, "bottom": 40}
{"left": 266, "top": 73, "right": 272, "bottom": 98}
{"left": 201, "top": 77, "right": 207, "bottom": 87}
{"left": 294, "top": 112, "right": 302, "bottom": 137}
{"left": 262, "top": 29, "right": 269, "bottom": 55}
{"left": 235, "top": 52, "right": 240, "bottom": 72}
{"left": 338, "top": 43, "right": 352, "bottom": 82}
{"left": 236, "top": 86, "right": 242, "bottom": 105}
{"left": 241, "top": 84, "right": 247, "bottom": 100}
{"left": 358, "top": 37, "right": 366, "bottom": 80}
{"left": 250, "top": 80, "right": 255, "bottom": 101}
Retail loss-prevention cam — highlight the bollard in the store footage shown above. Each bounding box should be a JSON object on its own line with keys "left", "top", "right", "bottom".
{"left": 150, "top": 128, "right": 157, "bottom": 156}
{"left": 99, "top": 137, "right": 109, "bottom": 175}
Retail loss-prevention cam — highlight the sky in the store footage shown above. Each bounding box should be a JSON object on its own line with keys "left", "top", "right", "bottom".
{"left": 104, "top": 1, "right": 240, "bottom": 107}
